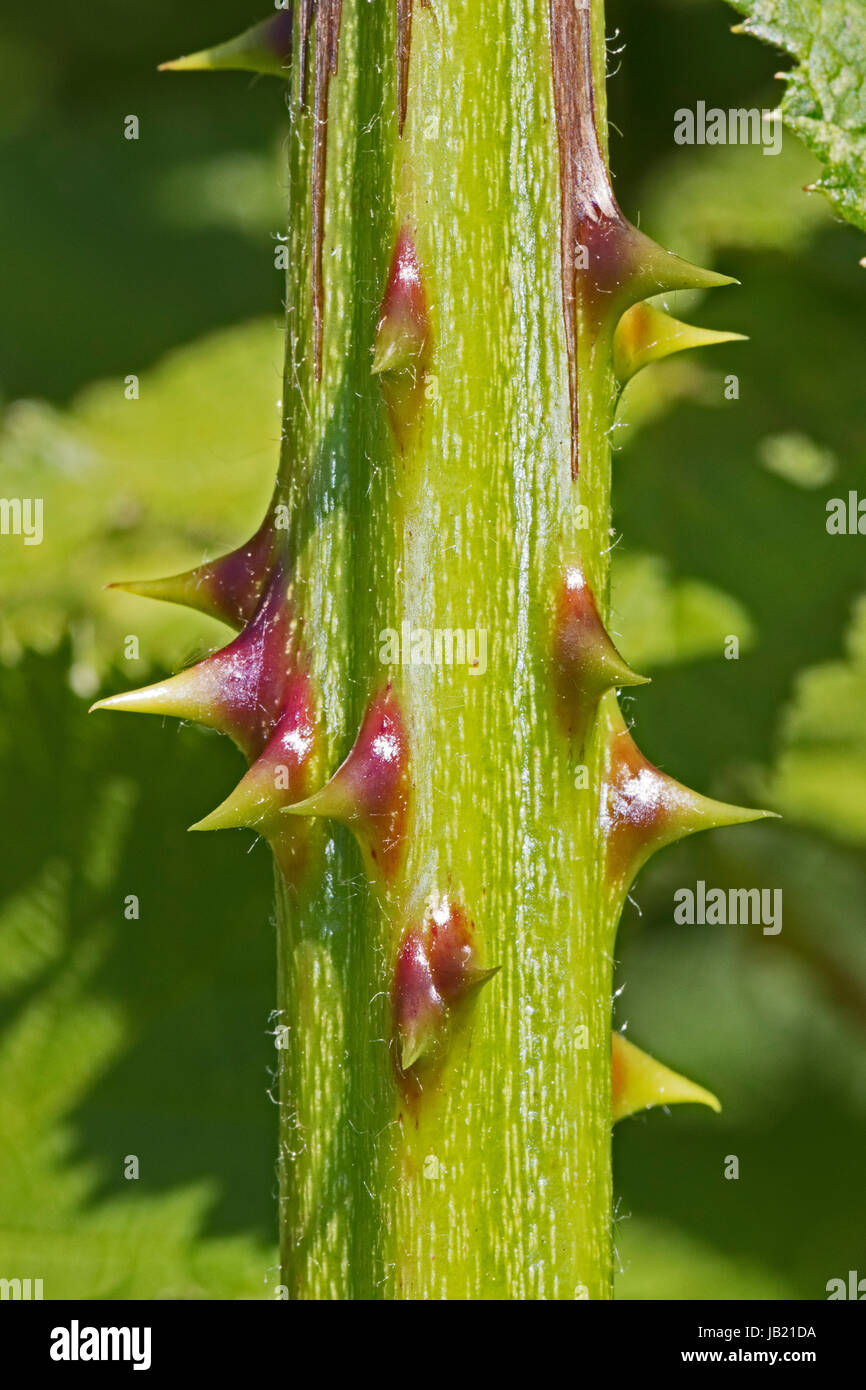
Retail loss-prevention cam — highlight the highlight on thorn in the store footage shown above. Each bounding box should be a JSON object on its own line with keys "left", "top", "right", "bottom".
{"left": 393, "top": 897, "right": 498, "bottom": 1073}
{"left": 553, "top": 565, "right": 648, "bottom": 746}
{"left": 92, "top": 564, "right": 295, "bottom": 762}
{"left": 601, "top": 698, "right": 775, "bottom": 903}
{"left": 283, "top": 683, "right": 410, "bottom": 881}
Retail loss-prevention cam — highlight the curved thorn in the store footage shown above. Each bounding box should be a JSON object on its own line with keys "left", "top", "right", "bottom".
{"left": 283, "top": 684, "right": 410, "bottom": 881}
{"left": 553, "top": 565, "right": 649, "bottom": 746}
{"left": 92, "top": 565, "right": 294, "bottom": 761}
{"left": 612, "top": 1031, "right": 720, "bottom": 1122}
{"left": 159, "top": 12, "right": 295, "bottom": 79}
{"left": 107, "top": 510, "right": 280, "bottom": 630}
{"left": 189, "top": 671, "right": 321, "bottom": 884}
{"left": 602, "top": 698, "right": 776, "bottom": 902}
{"left": 613, "top": 302, "right": 747, "bottom": 386}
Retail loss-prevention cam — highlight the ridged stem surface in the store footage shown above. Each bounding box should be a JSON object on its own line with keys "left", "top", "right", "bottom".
{"left": 275, "top": 0, "right": 614, "bottom": 1300}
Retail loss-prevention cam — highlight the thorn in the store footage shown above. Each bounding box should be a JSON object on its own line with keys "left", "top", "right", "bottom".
{"left": 92, "top": 565, "right": 294, "bottom": 761}
{"left": 561, "top": 189, "right": 737, "bottom": 334}
{"left": 553, "top": 566, "right": 648, "bottom": 746}
{"left": 107, "top": 510, "right": 280, "bottom": 630}
{"left": 601, "top": 699, "right": 775, "bottom": 902}
{"left": 394, "top": 898, "right": 496, "bottom": 1074}
{"left": 283, "top": 684, "right": 410, "bottom": 880}
{"left": 372, "top": 225, "right": 432, "bottom": 450}
{"left": 548, "top": 0, "right": 735, "bottom": 477}
{"left": 613, "top": 302, "right": 746, "bottom": 386}
{"left": 612, "top": 1031, "right": 720, "bottom": 1122}
{"left": 395, "top": 930, "right": 445, "bottom": 1070}
{"left": 189, "top": 670, "right": 321, "bottom": 885}
{"left": 372, "top": 226, "right": 430, "bottom": 374}
{"left": 624, "top": 224, "right": 738, "bottom": 301}
{"left": 427, "top": 902, "right": 499, "bottom": 1005}
{"left": 189, "top": 673, "right": 316, "bottom": 833}
{"left": 159, "top": 12, "right": 295, "bottom": 78}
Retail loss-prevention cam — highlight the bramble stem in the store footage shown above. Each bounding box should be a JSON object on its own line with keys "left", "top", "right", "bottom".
{"left": 99, "top": 0, "right": 752, "bottom": 1302}
{"left": 275, "top": 0, "right": 615, "bottom": 1300}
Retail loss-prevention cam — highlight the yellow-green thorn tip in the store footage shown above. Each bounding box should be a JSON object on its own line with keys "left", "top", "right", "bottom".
{"left": 188, "top": 671, "right": 321, "bottom": 886}
{"left": 189, "top": 792, "right": 259, "bottom": 835}
{"left": 159, "top": 14, "right": 294, "bottom": 79}
{"left": 653, "top": 258, "right": 737, "bottom": 295}
{"left": 106, "top": 573, "right": 234, "bottom": 624}
{"left": 88, "top": 663, "right": 255, "bottom": 750}
{"left": 619, "top": 224, "right": 738, "bottom": 307}
{"left": 282, "top": 784, "right": 342, "bottom": 822}
{"left": 612, "top": 1031, "right": 721, "bottom": 1123}
{"left": 613, "top": 302, "right": 747, "bottom": 386}
{"left": 602, "top": 697, "right": 777, "bottom": 899}
{"left": 371, "top": 332, "right": 419, "bottom": 376}
{"left": 189, "top": 762, "right": 320, "bottom": 889}
{"left": 282, "top": 686, "right": 410, "bottom": 882}
{"left": 402, "top": 1039, "right": 420, "bottom": 1069}
{"left": 89, "top": 670, "right": 218, "bottom": 724}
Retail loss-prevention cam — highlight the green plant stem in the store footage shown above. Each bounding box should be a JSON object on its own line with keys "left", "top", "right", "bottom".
{"left": 275, "top": 0, "right": 615, "bottom": 1300}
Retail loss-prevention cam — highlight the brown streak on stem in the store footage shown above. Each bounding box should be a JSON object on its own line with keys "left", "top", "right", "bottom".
{"left": 396, "top": 0, "right": 414, "bottom": 136}
{"left": 549, "top": 0, "right": 618, "bottom": 480}
{"left": 330, "top": 0, "right": 343, "bottom": 74}
{"left": 299, "top": 0, "right": 314, "bottom": 106}
{"left": 311, "top": 2, "right": 344, "bottom": 381}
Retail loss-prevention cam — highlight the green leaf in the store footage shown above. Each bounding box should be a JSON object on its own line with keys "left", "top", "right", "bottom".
{"left": 768, "top": 593, "right": 866, "bottom": 842}
{"left": 729, "top": 0, "right": 866, "bottom": 232}
{"left": 0, "top": 651, "right": 277, "bottom": 1298}
{"left": 0, "top": 320, "right": 280, "bottom": 685}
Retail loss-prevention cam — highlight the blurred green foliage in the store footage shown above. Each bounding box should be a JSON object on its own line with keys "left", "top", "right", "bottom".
{"left": 0, "top": 320, "right": 283, "bottom": 683}
{"left": 0, "top": 0, "right": 864, "bottom": 1299}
